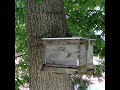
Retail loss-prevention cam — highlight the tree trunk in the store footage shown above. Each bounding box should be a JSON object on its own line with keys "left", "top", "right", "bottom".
{"left": 25, "top": 0, "right": 73, "bottom": 90}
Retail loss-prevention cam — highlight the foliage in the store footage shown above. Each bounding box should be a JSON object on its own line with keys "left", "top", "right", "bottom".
{"left": 15, "top": 0, "right": 105, "bottom": 90}
{"left": 15, "top": 0, "right": 28, "bottom": 90}
{"left": 71, "top": 74, "right": 91, "bottom": 90}
{"left": 79, "top": 79, "right": 89, "bottom": 90}
{"left": 94, "top": 60, "right": 105, "bottom": 77}
{"left": 64, "top": 0, "right": 105, "bottom": 58}
{"left": 15, "top": 0, "right": 27, "bottom": 54}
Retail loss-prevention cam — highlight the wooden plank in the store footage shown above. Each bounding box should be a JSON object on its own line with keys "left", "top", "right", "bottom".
{"left": 87, "top": 45, "right": 94, "bottom": 64}
{"left": 43, "top": 64, "right": 94, "bottom": 74}
{"left": 79, "top": 45, "right": 87, "bottom": 65}
{"left": 42, "top": 38, "right": 96, "bottom": 45}
{"left": 45, "top": 45, "right": 79, "bottom": 66}
{"left": 43, "top": 67, "right": 78, "bottom": 74}
{"left": 42, "top": 39, "right": 82, "bottom": 45}
{"left": 45, "top": 45, "right": 94, "bottom": 66}
{"left": 45, "top": 64, "right": 77, "bottom": 68}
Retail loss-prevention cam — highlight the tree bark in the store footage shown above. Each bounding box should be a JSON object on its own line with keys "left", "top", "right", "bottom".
{"left": 25, "top": 0, "right": 73, "bottom": 90}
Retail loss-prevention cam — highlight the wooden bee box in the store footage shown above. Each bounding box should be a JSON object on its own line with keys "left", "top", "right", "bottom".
{"left": 42, "top": 37, "right": 95, "bottom": 74}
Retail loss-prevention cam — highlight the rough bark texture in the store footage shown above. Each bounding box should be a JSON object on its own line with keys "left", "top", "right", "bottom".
{"left": 25, "top": 0, "right": 73, "bottom": 90}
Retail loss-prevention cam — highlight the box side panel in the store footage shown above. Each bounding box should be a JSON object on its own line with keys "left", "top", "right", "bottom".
{"left": 79, "top": 45, "right": 87, "bottom": 66}
{"left": 87, "top": 45, "right": 93, "bottom": 64}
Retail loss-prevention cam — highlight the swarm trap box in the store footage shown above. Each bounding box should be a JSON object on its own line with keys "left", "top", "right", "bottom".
{"left": 42, "top": 37, "right": 96, "bottom": 74}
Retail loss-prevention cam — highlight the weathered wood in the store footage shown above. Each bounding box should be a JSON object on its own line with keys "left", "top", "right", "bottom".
{"left": 45, "top": 45, "right": 79, "bottom": 66}
{"left": 42, "top": 37, "right": 95, "bottom": 74}
{"left": 43, "top": 64, "right": 94, "bottom": 74}
{"left": 42, "top": 37, "right": 96, "bottom": 45}
{"left": 87, "top": 45, "right": 93, "bottom": 64}
{"left": 43, "top": 67, "right": 78, "bottom": 74}
{"left": 43, "top": 38, "right": 95, "bottom": 66}
{"left": 45, "top": 64, "right": 77, "bottom": 68}
{"left": 79, "top": 45, "right": 87, "bottom": 66}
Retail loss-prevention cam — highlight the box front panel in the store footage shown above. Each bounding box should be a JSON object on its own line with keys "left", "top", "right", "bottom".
{"left": 45, "top": 45, "right": 94, "bottom": 67}
{"left": 45, "top": 45, "right": 80, "bottom": 67}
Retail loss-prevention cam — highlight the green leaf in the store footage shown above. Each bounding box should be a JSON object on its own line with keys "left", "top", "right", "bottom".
{"left": 15, "top": 81, "right": 20, "bottom": 90}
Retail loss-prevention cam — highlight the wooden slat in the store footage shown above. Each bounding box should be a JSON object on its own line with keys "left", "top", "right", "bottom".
{"left": 43, "top": 64, "right": 94, "bottom": 74}
{"left": 45, "top": 64, "right": 77, "bottom": 68}
{"left": 43, "top": 67, "right": 78, "bottom": 74}
{"left": 42, "top": 38, "right": 96, "bottom": 45}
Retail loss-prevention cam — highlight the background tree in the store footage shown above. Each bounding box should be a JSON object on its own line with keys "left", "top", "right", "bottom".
{"left": 15, "top": 0, "right": 105, "bottom": 90}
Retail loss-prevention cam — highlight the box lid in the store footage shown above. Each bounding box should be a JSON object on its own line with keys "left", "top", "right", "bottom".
{"left": 42, "top": 37, "right": 95, "bottom": 45}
